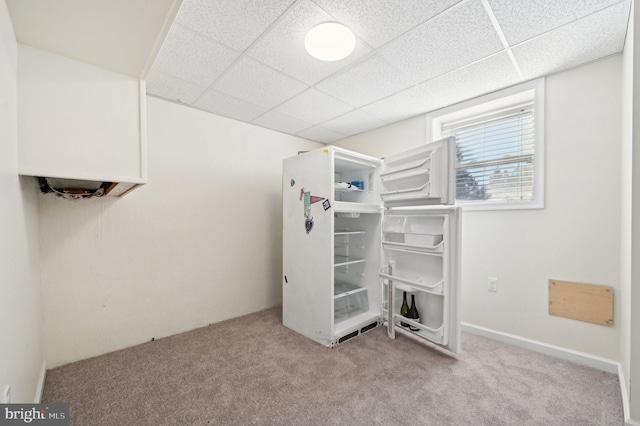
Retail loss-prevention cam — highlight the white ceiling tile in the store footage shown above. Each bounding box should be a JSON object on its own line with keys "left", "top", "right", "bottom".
{"left": 361, "top": 86, "right": 436, "bottom": 122}
{"left": 312, "top": 0, "right": 462, "bottom": 48}
{"left": 150, "top": 24, "right": 240, "bottom": 87}
{"left": 247, "top": 0, "right": 372, "bottom": 85}
{"left": 378, "top": 0, "right": 504, "bottom": 83}
{"left": 146, "top": 70, "right": 207, "bottom": 104}
{"left": 274, "top": 88, "right": 354, "bottom": 124}
{"left": 213, "top": 56, "right": 308, "bottom": 108}
{"left": 315, "top": 54, "right": 416, "bottom": 107}
{"left": 296, "top": 125, "right": 345, "bottom": 143}
{"left": 175, "top": 0, "right": 296, "bottom": 51}
{"left": 512, "top": 3, "right": 627, "bottom": 81}
{"left": 420, "top": 52, "right": 522, "bottom": 111}
{"left": 487, "top": 0, "right": 622, "bottom": 45}
{"left": 192, "top": 88, "right": 269, "bottom": 122}
{"left": 320, "top": 109, "right": 387, "bottom": 136}
{"left": 252, "top": 110, "right": 313, "bottom": 134}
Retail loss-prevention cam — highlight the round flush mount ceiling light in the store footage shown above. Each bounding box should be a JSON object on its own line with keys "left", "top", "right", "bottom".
{"left": 305, "top": 22, "right": 355, "bottom": 61}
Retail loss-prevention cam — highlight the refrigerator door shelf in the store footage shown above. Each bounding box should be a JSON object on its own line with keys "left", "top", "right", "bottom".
{"left": 380, "top": 137, "right": 455, "bottom": 208}
{"left": 379, "top": 266, "right": 444, "bottom": 295}
{"left": 392, "top": 313, "right": 445, "bottom": 342}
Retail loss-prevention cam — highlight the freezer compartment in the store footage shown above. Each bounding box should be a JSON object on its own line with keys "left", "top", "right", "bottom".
{"left": 334, "top": 281, "right": 369, "bottom": 323}
{"left": 334, "top": 151, "right": 381, "bottom": 206}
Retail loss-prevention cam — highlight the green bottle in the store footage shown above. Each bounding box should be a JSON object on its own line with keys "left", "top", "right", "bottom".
{"left": 408, "top": 294, "right": 421, "bottom": 331}
{"left": 400, "top": 292, "right": 409, "bottom": 327}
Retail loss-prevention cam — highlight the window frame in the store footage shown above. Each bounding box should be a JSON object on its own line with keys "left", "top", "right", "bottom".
{"left": 426, "top": 78, "right": 545, "bottom": 211}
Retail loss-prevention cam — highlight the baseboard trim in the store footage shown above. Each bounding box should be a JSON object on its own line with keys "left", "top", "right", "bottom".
{"left": 461, "top": 322, "right": 618, "bottom": 373}
{"left": 34, "top": 360, "right": 46, "bottom": 403}
{"left": 616, "top": 363, "right": 638, "bottom": 426}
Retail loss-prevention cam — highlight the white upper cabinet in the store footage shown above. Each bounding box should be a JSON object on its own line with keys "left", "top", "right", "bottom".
{"left": 16, "top": 45, "right": 147, "bottom": 194}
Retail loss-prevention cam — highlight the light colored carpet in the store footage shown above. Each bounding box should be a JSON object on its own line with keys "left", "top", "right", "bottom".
{"left": 42, "top": 307, "right": 623, "bottom": 425}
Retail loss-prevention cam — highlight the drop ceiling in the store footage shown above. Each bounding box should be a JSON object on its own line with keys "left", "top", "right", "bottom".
{"left": 7, "top": 0, "right": 632, "bottom": 144}
{"left": 146, "top": 0, "right": 630, "bottom": 143}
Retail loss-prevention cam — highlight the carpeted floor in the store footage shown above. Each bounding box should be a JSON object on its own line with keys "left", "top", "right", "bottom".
{"left": 42, "top": 307, "right": 623, "bottom": 425}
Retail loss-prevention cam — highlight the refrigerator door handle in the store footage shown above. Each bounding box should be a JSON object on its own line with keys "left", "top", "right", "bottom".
{"left": 387, "top": 261, "right": 395, "bottom": 339}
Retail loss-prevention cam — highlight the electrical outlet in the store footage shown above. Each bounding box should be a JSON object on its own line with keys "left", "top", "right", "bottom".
{"left": 488, "top": 277, "right": 498, "bottom": 292}
{"left": 2, "top": 385, "right": 10, "bottom": 403}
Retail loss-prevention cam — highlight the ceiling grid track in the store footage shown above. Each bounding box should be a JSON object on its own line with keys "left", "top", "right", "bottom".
{"left": 480, "top": 0, "right": 524, "bottom": 81}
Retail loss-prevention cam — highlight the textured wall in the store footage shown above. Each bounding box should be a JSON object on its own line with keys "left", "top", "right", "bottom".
{"left": 40, "top": 96, "right": 322, "bottom": 367}
{"left": 0, "top": 0, "right": 42, "bottom": 403}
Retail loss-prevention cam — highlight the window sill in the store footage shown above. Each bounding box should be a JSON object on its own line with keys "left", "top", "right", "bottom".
{"left": 457, "top": 200, "right": 544, "bottom": 212}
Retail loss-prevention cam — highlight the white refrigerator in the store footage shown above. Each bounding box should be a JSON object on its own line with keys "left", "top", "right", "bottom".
{"left": 282, "top": 138, "right": 461, "bottom": 354}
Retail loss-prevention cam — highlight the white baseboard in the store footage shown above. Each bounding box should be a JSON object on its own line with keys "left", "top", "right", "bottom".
{"left": 461, "top": 322, "right": 618, "bottom": 373}
{"left": 616, "top": 364, "right": 639, "bottom": 426}
{"left": 34, "top": 360, "right": 46, "bottom": 403}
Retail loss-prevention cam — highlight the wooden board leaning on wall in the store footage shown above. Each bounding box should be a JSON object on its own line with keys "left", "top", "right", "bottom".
{"left": 548, "top": 279, "right": 613, "bottom": 327}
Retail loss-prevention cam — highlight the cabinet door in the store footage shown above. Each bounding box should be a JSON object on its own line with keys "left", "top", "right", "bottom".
{"left": 379, "top": 137, "right": 455, "bottom": 208}
{"left": 282, "top": 149, "right": 335, "bottom": 346}
{"left": 379, "top": 207, "right": 461, "bottom": 354}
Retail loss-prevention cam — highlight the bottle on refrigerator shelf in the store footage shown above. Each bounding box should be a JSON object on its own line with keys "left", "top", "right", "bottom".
{"left": 400, "top": 292, "right": 409, "bottom": 327}
{"left": 350, "top": 180, "right": 364, "bottom": 190}
{"left": 408, "top": 294, "right": 420, "bottom": 331}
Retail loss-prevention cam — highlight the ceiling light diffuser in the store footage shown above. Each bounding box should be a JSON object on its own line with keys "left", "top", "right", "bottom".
{"left": 305, "top": 22, "right": 355, "bottom": 62}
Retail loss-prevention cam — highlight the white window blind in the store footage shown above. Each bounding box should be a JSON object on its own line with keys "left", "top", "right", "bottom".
{"left": 441, "top": 104, "right": 535, "bottom": 203}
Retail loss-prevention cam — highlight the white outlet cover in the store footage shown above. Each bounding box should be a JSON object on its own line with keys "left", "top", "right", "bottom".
{"left": 488, "top": 277, "right": 498, "bottom": 292}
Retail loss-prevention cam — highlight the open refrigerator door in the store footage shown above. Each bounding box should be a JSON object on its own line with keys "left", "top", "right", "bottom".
{"left": 377, "top": 137, "right": 461, "bottom": 354}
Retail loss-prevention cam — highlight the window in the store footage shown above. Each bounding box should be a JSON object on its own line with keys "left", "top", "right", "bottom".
{"left": 427, "top": 79, "right": 544, "bottom": 211}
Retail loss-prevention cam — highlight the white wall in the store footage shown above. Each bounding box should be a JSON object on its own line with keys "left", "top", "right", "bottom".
{"left": 40, "top": 96, "right": 322, "bottom": 367}
{"left": 620, "top": 0, "right": 633, "bottom": 418}
{"left": 0, "top": 0, "right": 42, "bottom": 403}
{"left": 335, "top": 56, "right": 623, "bottom": 360}
{"left": 625, "top": 0, "right": 640, "bottom": 421}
